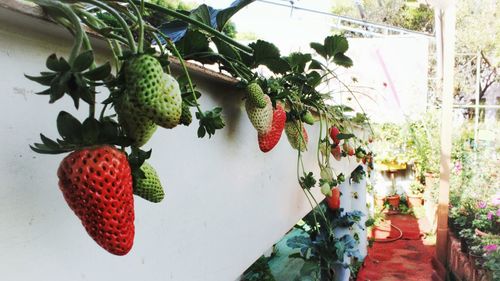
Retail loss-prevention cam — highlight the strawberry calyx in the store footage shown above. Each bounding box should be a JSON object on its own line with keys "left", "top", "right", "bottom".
{"left": 30, "top": 111, "right": 132, "bottom": 154}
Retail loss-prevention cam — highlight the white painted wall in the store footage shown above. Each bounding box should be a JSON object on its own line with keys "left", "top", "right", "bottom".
{"left": 0, "top": 5, "right": 367, "bottom": 281}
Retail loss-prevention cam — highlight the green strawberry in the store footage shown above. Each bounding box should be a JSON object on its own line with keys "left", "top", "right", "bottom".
{"left": 245, "top": 94, "right": 273, "bottom": 134}
{"left": 302, "top": 110, "right": 315, "bottom": 125}
{"left": 116, "top": 94, "right": 157, "bottom": 147}
{"left": 285, "top": 120, "right": 308, "bottom": 151}
{"left": 133, "top": 162, "right": 164, "bottom": 203}
{"left": 124, "top": 55, "right": 182, "bottom": 128}
{"left": 179, "top": 102, "right": 192, "bottom": 126}
{"left": 245, "top": 82, "right": 267, "bottom": 108}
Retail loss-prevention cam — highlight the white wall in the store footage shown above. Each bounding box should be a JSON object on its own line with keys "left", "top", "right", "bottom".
{"left": 0, "top": 5, "right": 367, "bottom": 281}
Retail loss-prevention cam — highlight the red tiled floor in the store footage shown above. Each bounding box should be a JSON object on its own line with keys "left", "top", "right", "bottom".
{"left": 357, "top": 214, "right": 435, "bottom": 281}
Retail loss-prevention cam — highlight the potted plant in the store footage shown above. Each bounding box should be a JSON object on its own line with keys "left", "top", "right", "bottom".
{"left": 407, "top": 181, "right": 425, "bottom": 208}
{"left": 385, "top": 193, "right": 401, "bottom": 210}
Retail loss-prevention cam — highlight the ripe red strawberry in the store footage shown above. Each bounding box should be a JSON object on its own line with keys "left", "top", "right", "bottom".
{"left": 331, "top": 144, "right": 342, "bottom": 161}
{"left": 258, "top": 103, "right": 286, "bottom": 152}
{"left": 326, "top": 187, "right": 341, "bottom": 210}
{"left": 329, "top": 126, "right": 341, "bottom": 145}
{"left": 57, "top": 145, "right": 135, "bottom": 256}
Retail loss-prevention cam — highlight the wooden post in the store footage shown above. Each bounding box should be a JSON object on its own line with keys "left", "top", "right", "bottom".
{"left": 434, "top": 1, "right": 456, "bottom": 265}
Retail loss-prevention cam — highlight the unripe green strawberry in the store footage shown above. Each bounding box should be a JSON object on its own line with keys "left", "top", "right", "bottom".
{"left": 124, "top": 55, "right": 182, "bottom": 128}
{"left": 245, "top": 94, "right": 273, "bottom": 134}
{"left": 179, "top": 102, "right": 192, "bottom": 126}
{"left": 320, "top": 182, "right": 332, "bottom": 197}
{"left": 116, "top": 94, "right": 157, "bottom": 147}
{"left": 302, "top": 110, "right": 315, "bottom": 125}
{"left": 285, "top": 120, "right": 308, "bottom": 151}
{"left": 246, "top": 82, "right": 267, "bottom": 108}
{"left": 133, "top": 162, "right": 164, "bottom": 203}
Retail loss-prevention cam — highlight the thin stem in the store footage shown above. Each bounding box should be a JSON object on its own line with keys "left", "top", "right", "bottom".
{"left": 82, "top": 0, "right": 137, "bottom": 53}
{"left": 127, "top": 0, "right": 144, "bottom": 53}
{"left": 81, "top": 33, "right": 96, "bottom": 118}
{"left": 163, "top": 35, "right": 203, "bottom": 114}
{"left": 45, "top": 1, "right": 83, "bottom": 64}
{"left": 137, "top": 1, "right": 253, "bottom": 55}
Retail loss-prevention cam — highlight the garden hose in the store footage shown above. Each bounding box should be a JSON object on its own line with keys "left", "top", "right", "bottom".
{"left": 373, "top": 206, "right": 404, "bottom": 243}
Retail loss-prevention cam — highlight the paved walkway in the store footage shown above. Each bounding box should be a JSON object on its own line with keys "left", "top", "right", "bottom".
{"left": 357, "top": 214, "right": 436, "bottom": 281}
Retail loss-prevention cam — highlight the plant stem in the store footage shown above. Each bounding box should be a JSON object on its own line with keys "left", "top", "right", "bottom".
{"left": 163, "top": 35, "right": 203, "bottom": 114}
{"left": 81, "top": 0, "right": 137, "bottom": 53}
{"left": 127, "top": 0, "right": 144, "bottom": 53}
{"left": 42, "top": 0, "right": 83, "bottom": 64}
{"left": 81, "top": 33, "right": 96, "bottom": 118}
{"left": 136, "top": 1, "right": 253, "bottom": 55}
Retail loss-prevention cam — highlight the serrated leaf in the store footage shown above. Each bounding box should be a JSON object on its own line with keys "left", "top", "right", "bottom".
{"left": 57, "top": 111, "right": 82, "bottom": 143}
{"left": 72, "top": 50, "right": 94, "bottom": 72}
{"left": 306, "top": 71, "right": 322, "bottom": 88}
{"left": 333, "top": 53, "right": 353, "bottom": 68}
{"left": 324, "top": 35, "right": 349, "bottom": 58}
{"left": 310, "top": 42, "right": 326, "bottom": 58}
{"left": 24, "top": 73, "right": 56, "bottom": 86}
{"left": 83, "top": 62, "right": 111, "bottom": 81}
{"left": 287, "top": 52, "right": 311, "bottom": 73}
{"left": 249, "top": 40, "right": 292, "bottom": 74}
{"left": 82, "top": 118, "right": 100, "bottom": 144}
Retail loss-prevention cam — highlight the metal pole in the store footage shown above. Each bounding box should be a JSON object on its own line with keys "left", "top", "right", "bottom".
{"left": 435, "top": 2, "right": 455, "bottom": 266}
{"left": 474, "top": 51, "right": 481, "bottom": 149}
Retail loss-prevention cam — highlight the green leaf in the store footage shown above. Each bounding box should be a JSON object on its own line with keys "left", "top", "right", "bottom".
{"left": 197, "top": 126, "right": 206, "bottom": 138}
{"left": 299, "top": 261, "right": 320, "bottom": 278}
{"left": 333, "top": 53, "right": 353, "bottom": 68}
{"left": 213, "top": 38, "right": 241, "bottom": 61}
{"left": 189, "top": 4, "right": 212, "bottom": 26}
{"left": 83, "top": 62, "right": 111, "bottom": 81}
{"left": 215, "top": 0, "right": 254, "bottom": 31}
{"left": 72, "top": 50, "right": 94, "bottom": 72}
{"left": 24, "top": 73, "right": 56, "bottom": 86}
{"left": 82, "top": 118, "right": 100, "bottom": 144}
{"left": 309, "top": 42, "right": 326, "bottom": 58}
{"left": 308, "top": 59, "right": 323, "bottom": 70}
{"left": 287, "top": 52, "right": 312, "bottom": 73}
{"left": 336, "top": 133, "right": 355, "bottom": 140}
{"left": 249, "top": 40, "right": 290, "bottom": 73}
{"left": 306, "top": 71, "right": 322, "bottom": 88}
{"left": 56, "top": 111, "right": 82, "bottom": 143}
{"left": 176, "top": 30, "right": 210, "bottom": 56}
{"left": 324, "top": 35, "right": 349, "bottom": 57}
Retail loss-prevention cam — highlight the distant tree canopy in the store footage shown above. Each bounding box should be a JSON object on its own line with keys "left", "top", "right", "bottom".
{"left": 330, "top": 0, "right": 434, "bottom": 33}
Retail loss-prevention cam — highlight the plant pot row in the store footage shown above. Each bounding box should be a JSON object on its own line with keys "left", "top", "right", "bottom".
{"left": 447, "top": 231, "right": 493, "bottom": 281}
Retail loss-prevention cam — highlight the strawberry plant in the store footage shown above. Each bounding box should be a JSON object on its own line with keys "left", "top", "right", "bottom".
{"left": 24, "top": 0, "right": 374, "bottom": 264}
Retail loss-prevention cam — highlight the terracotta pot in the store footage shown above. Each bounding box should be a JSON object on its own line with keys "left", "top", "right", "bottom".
{"left": 407, "top": 194, "right": 423, "bottom": 208}
{"left": 386, "top": 195, "right": 400, "bottom": 209}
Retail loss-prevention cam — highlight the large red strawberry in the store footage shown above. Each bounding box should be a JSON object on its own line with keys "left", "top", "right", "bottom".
{"left": 57, "top": 145, "right": 135, "bottom": 256}
{"left": 326, "top": 187, "right": 341, "bottom": 210}
{"left": 329, "top": 126, "right": 341, "bottom": 145}
{"left": 258, "top": 103, "right": 286, "bottom": 152}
